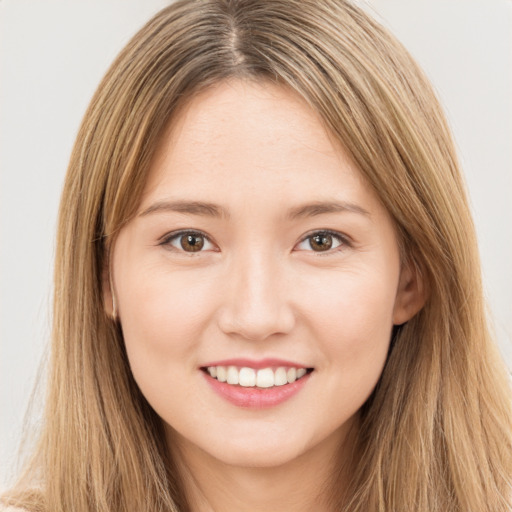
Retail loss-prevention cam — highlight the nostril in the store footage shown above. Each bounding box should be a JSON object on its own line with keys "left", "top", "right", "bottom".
{"left": 216, "top": 308, "right": 296, "bottom": 342}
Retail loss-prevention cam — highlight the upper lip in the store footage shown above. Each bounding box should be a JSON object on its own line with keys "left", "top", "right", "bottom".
{"left": 200, "top": 358, "right": 312, "bottom": 369}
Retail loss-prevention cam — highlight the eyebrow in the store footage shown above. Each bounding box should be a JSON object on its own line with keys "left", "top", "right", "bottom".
{"left": 286, "top": 201, "right": 370, "bottom": 220}
{"left": 138, "top": 200, "right": 230, "bottom": 218}
{"left": 138, "top": 199, "right": 370, "bottom": 220}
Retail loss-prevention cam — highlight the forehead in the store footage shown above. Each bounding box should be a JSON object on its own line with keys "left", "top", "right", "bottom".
{"left": 140, "top": 79, "right": 375, "bottom": 213}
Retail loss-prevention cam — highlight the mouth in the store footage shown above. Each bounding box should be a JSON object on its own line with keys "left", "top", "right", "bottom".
{"left": 200, "top": 365, "right": 314, "bottom": 389}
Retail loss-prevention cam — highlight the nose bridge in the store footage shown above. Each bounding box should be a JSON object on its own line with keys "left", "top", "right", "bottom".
{"left": 218, "top": 246, "right": 295, "bottom": 340}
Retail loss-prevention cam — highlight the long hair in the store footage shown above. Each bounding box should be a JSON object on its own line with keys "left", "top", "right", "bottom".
{"left": 3, "top": 1, "right": 512, "bottom": 510}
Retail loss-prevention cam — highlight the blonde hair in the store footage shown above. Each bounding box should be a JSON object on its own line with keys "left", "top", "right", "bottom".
{"left": 3, "top": 1, "right": 512, "bottom": 510}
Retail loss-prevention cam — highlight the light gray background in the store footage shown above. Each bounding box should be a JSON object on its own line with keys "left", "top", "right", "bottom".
{"left": 1, "top": 0, "right": 511, "bottom": 489}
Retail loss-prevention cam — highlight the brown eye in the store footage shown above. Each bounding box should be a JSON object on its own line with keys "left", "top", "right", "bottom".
{"left": 309, "top": 233, "right": 333, "bottom": 251}
{"left": 180, "top": 234, "right": 205, "bottom": 252}
{"left": 295, "top": 231, "right": 346, "bottom": 253}
{"left": 162, "top": 231, "right": 214, "bottom": 253}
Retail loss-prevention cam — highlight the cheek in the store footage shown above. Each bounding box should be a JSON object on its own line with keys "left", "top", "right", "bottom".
{"left": 301, "top": 267, "right": 397, "bottom": 376}
{"left": 116, "top": 265, "right": 218, "bottom": 378}
{"left": 115, "top": 265, "right": 226, "bottom": 430}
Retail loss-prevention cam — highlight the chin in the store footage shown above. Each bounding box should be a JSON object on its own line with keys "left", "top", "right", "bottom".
{"left": 169, "top": 424, "right": 312, "bottom": 470}
{"left": 209, "top": 440, "right": 307, "bottom": 469}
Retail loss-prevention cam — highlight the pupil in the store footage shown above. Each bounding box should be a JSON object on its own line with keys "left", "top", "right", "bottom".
{"left": 311, "top": 234, "right": 332, "bottom": 251}
{"left": 182, "top": 234, "right": 204, "bottom": 252}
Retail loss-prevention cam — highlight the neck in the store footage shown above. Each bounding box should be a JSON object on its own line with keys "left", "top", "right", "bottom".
{"left": 168, "top": 424, "right": 358, "bottom": 512}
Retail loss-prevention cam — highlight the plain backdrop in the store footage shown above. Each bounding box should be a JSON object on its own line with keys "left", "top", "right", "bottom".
{"left": 1, "top": 0, "right": 511, "bottom": 489}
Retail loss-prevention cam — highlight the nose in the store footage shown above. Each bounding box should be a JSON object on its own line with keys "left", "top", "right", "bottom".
{"left": 217, "top": 250, "right": 296, "bottom": 341}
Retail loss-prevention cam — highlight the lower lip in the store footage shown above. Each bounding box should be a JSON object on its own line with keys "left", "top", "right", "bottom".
{"left": 202, "top": 371, "right": 312, "bottom": 409}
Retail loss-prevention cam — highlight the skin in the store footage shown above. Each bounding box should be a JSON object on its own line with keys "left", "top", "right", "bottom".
{"left": 106, "top": 80, "right": 424, "bottom": 511}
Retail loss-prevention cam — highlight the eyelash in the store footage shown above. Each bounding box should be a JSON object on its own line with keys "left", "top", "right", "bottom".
{"left": 296, "top": 229, "right": 351, "bottom": 255}
{"left": 158, "top": 230, "right": 216, "bottom": 254}
{"left": 158, "top": 229, "right": 351, "bottom": 254}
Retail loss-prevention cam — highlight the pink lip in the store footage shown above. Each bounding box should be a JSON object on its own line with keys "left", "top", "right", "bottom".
{"left": 201, "top": 369, "right": 312, "bottom": 409}
{"left": 201, "top": 358, "right": 308, "bottom": 370}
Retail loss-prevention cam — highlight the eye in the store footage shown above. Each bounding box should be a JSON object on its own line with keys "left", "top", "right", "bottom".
{"left": 160, "top": 230, "right": 215, "bottom": 253}
{"left": 295, "top": 230, "right": 348, "bottom": 253}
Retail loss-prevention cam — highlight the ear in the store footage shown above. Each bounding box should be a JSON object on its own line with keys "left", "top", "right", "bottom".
{"left": 393, "top": 259, "right": 427, "bottom": 325}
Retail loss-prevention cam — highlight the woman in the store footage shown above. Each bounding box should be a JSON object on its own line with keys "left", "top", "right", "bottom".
{"left": 2, "top": 0, "right": 511, "bottom": 510}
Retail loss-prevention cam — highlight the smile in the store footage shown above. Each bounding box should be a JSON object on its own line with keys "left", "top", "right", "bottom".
{"left": 203, "top": 365, "right": 312, "bottom": 388}
{"left": 201, "top": 361, "right": 314, "bottom": 408}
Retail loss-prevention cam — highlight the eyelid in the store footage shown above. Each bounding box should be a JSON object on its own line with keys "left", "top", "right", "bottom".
{"left": 295, "top": 229, "right": 352, "bottom": 253}
{"left": 157, "top": 228, "right": 351, "bottom": 254}
{"left": 158, "top": 229, "right": 217, "bottom": 252}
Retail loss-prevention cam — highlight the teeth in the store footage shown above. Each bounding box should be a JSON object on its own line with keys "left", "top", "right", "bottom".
{"left": 297, "top": 368, "right": 307, "bottom": 379}
{"left": 226, "top": 366, "right": 239, "bottom": 385}
{"left": 274, "top": 367, "right": 288, "bottom": 386}
{"left": 239, "top": 367, "right": 256, "bottom": 387}
{"left": 206, "top": 365, "right": 310, "bottom": 388}
{"left": 216, "top": 366, "right": 227, "bottom": 382}
{"left": 256, "top": 368, "right": 274, "bottom": 388}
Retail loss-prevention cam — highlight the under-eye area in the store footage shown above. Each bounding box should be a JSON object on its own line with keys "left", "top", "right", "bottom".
{"left": 201, "top": 366, "right": 315, "bottom": 388}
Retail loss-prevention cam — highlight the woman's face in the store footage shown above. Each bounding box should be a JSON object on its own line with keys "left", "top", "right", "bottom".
{"left": 109, "top": 80, "right": 421, "bottom": 469}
